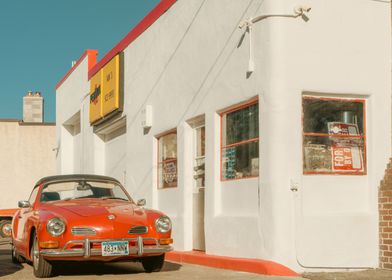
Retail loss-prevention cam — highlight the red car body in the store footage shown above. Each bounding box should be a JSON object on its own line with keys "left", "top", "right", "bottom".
{"left": 12, "top": 174, "right": 173, "bottom": 277}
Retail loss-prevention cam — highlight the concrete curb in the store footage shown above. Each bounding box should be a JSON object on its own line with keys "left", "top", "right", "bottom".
{"left": 166, "top": 251, "right": 298, "bottom": 276}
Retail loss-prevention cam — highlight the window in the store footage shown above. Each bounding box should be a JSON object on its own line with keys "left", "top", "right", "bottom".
{"left": 194, "top": 125, "right": 205, "bottom": 188}
{"left": 158, "top": 130, "right": 178, "bottom": 188}
{"left": 28, "top": 187, "right": 39, "bottom": 205}
{"left": 221, "top": 100, "right": 259, "bottom": 180}
{"left": 40, "top": 180, "right": 131, "bottom": 202}
{"left": 303, "top": 96, "right": 366, "bottom": 174}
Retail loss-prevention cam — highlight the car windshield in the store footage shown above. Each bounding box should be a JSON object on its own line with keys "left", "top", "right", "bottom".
{"left": 39, "top": 180, "right": 132, "bottom": 203}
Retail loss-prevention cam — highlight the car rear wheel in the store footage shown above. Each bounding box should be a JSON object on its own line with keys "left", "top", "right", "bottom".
{"left": 141, "top": 254, "right": 165, "bottom": 273}
{"left": 0, "top": 220, "right": 12, "bottom": 238}
{"left": 31, "top": 233, "right": 53, "bottom": 278}
{"left": 11, "top": 242, "right": 24, "bottom": 264}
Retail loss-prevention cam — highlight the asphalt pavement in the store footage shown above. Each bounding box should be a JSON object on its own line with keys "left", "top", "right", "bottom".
{"left": 0, "top": 242, "right": 301, "bottom": 280}
{"left": 2, "top": 241, "right": 392, "bottom": 280}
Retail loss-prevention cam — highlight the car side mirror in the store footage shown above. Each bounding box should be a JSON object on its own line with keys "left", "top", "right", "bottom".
{"left": 137, "top": 199, "right": 146, "bottom": 207}
{"left": 18, "top": 200, "right": 31, "bottom": 208}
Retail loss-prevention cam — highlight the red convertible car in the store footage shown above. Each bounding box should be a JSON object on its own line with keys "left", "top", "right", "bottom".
{"left": 11, "top": 174, "right": 173, "bottom": 278}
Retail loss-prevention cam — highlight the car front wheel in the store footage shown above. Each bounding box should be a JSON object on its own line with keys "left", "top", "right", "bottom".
{"left": 31, "top": 233, "right": 53, "bottom": 278}
{"left": 141, "top": 254, "right": 165, "bottom": 273}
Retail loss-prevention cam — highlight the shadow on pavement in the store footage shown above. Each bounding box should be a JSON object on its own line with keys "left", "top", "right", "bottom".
{"left": 0, "top": 247, "right": 23, "bottom": 277}
{"left": 54, "top": 261, "right": 181, "bottom": 276}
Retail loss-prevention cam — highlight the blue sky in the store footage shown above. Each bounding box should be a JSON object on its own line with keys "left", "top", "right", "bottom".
{"left": 0, "top": 0, "right": 160, "bottom": 123}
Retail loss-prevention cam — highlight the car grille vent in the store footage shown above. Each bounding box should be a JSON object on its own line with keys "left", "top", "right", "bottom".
{"left": 129, "top": 226, "right": 148, "bottom": 235}
{"left": 71, "top": 227, "right": 97, "bottom": 236}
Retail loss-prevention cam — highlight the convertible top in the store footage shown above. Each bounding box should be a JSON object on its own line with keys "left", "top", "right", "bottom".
{"left": 34, "top": 174, "right": 121, "bottom": 187}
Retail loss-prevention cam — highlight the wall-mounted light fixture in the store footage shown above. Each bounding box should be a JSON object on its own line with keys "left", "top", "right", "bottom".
{"left": 239, "top": 5, "right": 312, "bottom": 73}
{"left": 141, "top": 105, "right": 153, "bottom": 129}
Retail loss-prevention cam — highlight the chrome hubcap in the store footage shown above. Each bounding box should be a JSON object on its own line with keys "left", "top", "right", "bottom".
{"left": 2, "top": 223, "right": 12, "bottom": 237}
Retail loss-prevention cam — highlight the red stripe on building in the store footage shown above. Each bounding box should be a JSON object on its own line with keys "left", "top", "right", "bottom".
{"left": 55, "top": 49, "right": 98, "bottom": 90}
{"left": 88, "top": 0, "right": 177, "bottom": 80}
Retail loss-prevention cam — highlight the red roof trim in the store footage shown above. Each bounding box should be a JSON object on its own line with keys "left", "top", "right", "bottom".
{"left": 88, "top": 0, "right": 177, "bottom": 80}
{"left": 55, "top": 49, "right": 98, "bottom": 90}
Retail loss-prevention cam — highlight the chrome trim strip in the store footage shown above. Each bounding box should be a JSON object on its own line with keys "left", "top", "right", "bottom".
{"left": 137, "top": 236, "right": 143, "bottom": 256}
{"left": 84, "top": 238, "right": 90, "bottom": 258}
{"left": 72, "top": 227, "right": 97, "bottom": 236}
{"left": 128, "top": 226, "right": 148, "bottom": 235}
{"left": 0, "top": 238, "right": 11, "bottom": 246}
{"left": 39, "top": 237, "right": 173, "bottom": 258}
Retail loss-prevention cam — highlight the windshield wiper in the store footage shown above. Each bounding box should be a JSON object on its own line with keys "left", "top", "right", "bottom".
{"left": 100, "top": 196, "right": 129, "bottom": 201}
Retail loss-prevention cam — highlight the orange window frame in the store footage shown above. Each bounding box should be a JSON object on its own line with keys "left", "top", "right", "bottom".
{"left": 157, "top": 129, "right": 178, "bottom": 189}
{"left": 302, "top": 95, "right": 367, "bottom": 175}
{"left": 220, "top": 98, "right": 259, "bottom": 181}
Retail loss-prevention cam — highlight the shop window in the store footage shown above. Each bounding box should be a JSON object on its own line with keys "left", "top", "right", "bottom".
{"left": 221, "top": 100, "right": 259, "bottom": 180}
{"left": 303, "top": 96, "right": 366, "bottom": 175}
{"left": 158, "top": 130, "right": 178, "bottom": 188}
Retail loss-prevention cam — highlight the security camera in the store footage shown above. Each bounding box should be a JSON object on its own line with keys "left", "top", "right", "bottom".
{"left": 238, "top": 20, "right": 247, "bottom": 29}
{"left": 294, "top": 5, "right": 312, "bottom": 16}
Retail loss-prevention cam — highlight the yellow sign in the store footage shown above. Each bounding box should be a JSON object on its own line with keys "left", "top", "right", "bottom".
{"left": 102, "top": 55, "right": 120, "bottom": 116}
{"left": 89, "top": 70, "right": 102, "bottom": 124}
{"left": 89, "top": 54, "right": 121, "bottom": 125}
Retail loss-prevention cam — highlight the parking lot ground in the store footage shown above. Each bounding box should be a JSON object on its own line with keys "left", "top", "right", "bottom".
{"left": 303, "top": 269, "right": 392, "bottom": 280}
{"left": 2, "top": 242, "right": 392, "bottom": 280}
{"left": 0, "top": 243, "right": 302, "bottom": 280}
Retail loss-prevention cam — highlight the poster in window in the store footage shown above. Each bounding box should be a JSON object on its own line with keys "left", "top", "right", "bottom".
{"left": 223, "top": 147, "right": 236, "bottom": 179}
{"left": 327, "top": 122, "right": 364, "bottom": 172}
{"left": 162, "top": 160, "right": 177, "bottom": 188}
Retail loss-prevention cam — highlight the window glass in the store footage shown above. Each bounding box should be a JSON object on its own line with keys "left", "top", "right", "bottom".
{"left": 303, "top": 97, "right": 366, "bottom": 174}
{"left": 221, "top": 101, "right": 259, "bottom": 180}
{"left": 196, "top": 126, "right": 205, "bottom": 157}
{"left": 195, "top": 126, "right": 205, "bottom": 188}
{"left": 158, "top": 131, "right": 178, "bottom": 188}
{"left": 223, "top": 103, "right": 259, "bottom": 146}
{"left": 40, "top": 180, "right": 131, "bottom": 202}
{"left": 28, "top": 187, "right": 39, "bottom": 205}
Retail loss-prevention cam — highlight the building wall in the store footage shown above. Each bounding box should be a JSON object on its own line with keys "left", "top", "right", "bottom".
{"left": 282, "top": 0, "right": 390, "bottom": 269}
{"left": 56, "top": 0, "right": 391, "bottom": 272}
{"left": 0, "top": 121, "right": 56, "bottom": 208}
{"left": 379, "top": 158, "right": 392, "bottom": 269}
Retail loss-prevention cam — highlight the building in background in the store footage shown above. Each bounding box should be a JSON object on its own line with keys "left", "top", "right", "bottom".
{"left": 0, "top": 92, "right": 56, "bottom": 209}
{"left": 55, "top": 0, "right": 391, "bottom": 273}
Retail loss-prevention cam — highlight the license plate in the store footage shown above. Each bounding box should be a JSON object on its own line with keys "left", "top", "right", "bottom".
{"left": 102, "top": 241, "right": 129, "bottom": 256}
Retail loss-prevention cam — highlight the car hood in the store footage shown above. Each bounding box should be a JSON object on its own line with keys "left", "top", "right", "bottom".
{"left": 39, "top": 199, "right": 169, "bottom": 239}
{"left": 55, "top": 200, "right": 136, "bottom": 217}
{"left": 40, "top": 199, "right": 150, "bottom": 223}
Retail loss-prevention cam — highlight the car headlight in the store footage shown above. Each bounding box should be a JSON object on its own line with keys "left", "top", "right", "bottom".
{"left": 46, "top": 218, "right": 66, "bottom": 236}
{"left": 155, "top": 216, "right": 172, "bottom": 233}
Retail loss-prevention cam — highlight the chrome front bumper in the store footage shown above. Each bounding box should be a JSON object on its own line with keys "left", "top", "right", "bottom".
{"left": 40, "top": 236, "right": 172, "bottom": 258}
{"left": 0, "top": 237, "right": 11, "bottom": 246}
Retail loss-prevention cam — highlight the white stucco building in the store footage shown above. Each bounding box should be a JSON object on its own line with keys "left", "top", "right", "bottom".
{"left": 55, "top": 0, "right": 391, "bottom": 272}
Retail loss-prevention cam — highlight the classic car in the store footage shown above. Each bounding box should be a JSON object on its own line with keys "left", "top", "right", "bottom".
{"left": 0, "top": 208, "right": 17, "bottom": 238}
{"left": 11, "top": 174, "right": 173, "bottom": 278}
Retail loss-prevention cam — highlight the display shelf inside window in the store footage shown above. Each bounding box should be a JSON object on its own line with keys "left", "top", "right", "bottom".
{"left": 158, "top": 132, "right": 178, "bottom": 188}
{"left": 221, "top": 101, "right": 259, "bottom": 181}
{"left": 302, "top": 96, "right": 366, "bottom": 174}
